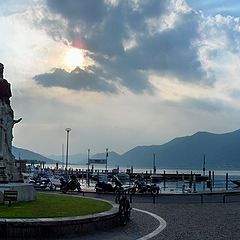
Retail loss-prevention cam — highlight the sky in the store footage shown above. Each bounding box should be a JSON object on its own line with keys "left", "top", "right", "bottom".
{"left": 1, "top": 0, "right": 240, "bottom": 156}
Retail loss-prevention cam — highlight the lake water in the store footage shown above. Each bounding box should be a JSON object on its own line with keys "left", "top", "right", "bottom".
{"left": 45, "top": 163, "right": 240, "bottom": 193}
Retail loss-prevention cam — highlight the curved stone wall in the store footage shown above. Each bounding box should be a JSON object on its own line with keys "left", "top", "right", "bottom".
{"left": 0, "top": 201, "right": 120, "bottom": 238}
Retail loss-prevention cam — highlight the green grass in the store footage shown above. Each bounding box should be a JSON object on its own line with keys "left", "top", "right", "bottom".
{"left": 0, "top": 192, "right": 112, "bottom": 218}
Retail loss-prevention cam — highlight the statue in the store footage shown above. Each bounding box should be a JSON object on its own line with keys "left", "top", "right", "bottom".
{"left": 0, "top": 63, "right": 12, "bottom": 105}
{"left": 0, "top": 63, "right": 22, "bottom": 183}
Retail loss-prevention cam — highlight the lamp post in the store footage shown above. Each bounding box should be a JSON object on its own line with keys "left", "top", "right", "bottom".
{"left": 65, "top": 128, "right": 71, "bottom": 177}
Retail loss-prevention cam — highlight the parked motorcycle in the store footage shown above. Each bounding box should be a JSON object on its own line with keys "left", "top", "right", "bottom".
{"left": 60, "top": 175, "right": 82, "bottom": 193}
{"left": 128, "top": 180, "right": 160, "bottom": 195}
{"left": 95, "top": 174, "right": 128, "bottom": 193}
{"left": 95, "top": 181, "right": 118, "bottom": 193}
{"left": 29, "top": 177, "right": 56, "bottom": 190}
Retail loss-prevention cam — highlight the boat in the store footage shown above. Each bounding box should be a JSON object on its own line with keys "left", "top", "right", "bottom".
{"left": 230, "top": 180, "right": 240, "bottom": 187}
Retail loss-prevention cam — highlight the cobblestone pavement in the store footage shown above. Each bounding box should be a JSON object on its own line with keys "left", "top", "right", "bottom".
{"left": 134, "top": 202, "right": 240, "bottom": 240}
{"left": 45, "top": 191, "right": 240, "bottom": 240}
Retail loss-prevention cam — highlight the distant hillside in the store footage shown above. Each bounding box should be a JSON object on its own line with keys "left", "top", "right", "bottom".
{"left": 13, "top": 129, "right": 240, "bottom": 170}
{"left": 120, "top": 129, "right": 240, "bottom": 169}
{"left": 48, "top": 153, "right": 87, "bottom": 165}
{"left": 12, "top": 146, "right": 59, "bottom": 164}
{"left": 48, "top": 151, "right": 121, "bottom": 166}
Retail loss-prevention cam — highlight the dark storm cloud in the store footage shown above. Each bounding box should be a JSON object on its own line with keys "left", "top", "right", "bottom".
{"left": 34, "top": 0, "right": 210, "bottom": 93}
{"left": 46, "top": 0, "right": 106, "bottom": 25}
{"left": 34, "top": 67, "right": 118, "bottom": 93}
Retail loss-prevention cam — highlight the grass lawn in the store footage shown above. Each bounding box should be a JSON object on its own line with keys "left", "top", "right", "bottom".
{"left": 0, "top": 192, "right": 112, "bottom": 218}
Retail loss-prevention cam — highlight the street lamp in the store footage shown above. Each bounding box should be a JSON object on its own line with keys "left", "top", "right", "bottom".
{"left": 65, "top": 128, "right": 71, "bottom": 177}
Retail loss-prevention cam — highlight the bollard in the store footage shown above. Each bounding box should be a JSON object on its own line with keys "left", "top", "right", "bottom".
{"left": 201, "top": 194, "right": 203, "bottom": 204}
{"left": 153, "top": 194, "right": 156, "bottom": 204}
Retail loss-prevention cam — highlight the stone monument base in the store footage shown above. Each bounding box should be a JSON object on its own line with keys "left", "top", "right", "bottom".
{"left": 0, "top": 183, "right": 36, "bottom": 202}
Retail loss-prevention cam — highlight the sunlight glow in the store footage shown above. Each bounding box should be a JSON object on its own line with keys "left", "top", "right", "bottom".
{"left": 64, "top": 48, "right": 85, "bottom": 70}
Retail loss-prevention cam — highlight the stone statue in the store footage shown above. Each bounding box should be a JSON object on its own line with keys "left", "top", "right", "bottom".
{"left": 0, "top": 63, "right": 22, "bottom": 183}
{"left": 0, "top": 63, "right": 12, "bottom": 105}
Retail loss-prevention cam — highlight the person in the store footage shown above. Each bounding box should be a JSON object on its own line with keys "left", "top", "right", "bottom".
{"left": 0, "top": 63, "right": 12, "bottom": 105}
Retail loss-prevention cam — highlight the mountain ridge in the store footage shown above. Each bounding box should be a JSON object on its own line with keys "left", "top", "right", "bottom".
{"left": 12, "top": 129, "right": 240, "bottom": 170}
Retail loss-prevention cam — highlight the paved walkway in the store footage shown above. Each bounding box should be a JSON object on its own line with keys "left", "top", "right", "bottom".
{"left": 39, "top": 191, "right": 240, "bottom": 240}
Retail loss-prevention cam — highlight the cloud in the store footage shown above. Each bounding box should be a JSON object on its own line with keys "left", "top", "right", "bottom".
{"left": 180, "top": 97, "right": 229, "bottom": 112}
{"left": 34, "top": 66, "right": 118, "bottom": 93}
{"left": 32, "top": 0, "right": 211, "bottom": 94}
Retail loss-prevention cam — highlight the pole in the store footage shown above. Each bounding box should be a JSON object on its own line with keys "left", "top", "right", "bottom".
{"left": 203, "top": 154, "right": 206, "bottom": 176}
{"left": 87, "top": 149, "right": 90, "bottom": 187}
{"left": 62, "top": 144, "right": 64, "bottom": 169}
{"left": 153, "top": 153, "right": 156, "bottom": 174}
{"left": 226, "top": 173, "right": 228, "bottom": 190}
{"left": 106, "top": 148, "right": 108, "bottom": 172}
{"left": 212, "top": 170, "right": 215, "bottom": 187}
{"left": 65, "top": 128, "right": 71, "bottom": 178}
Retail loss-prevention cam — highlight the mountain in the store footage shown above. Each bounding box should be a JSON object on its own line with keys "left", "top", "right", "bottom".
{"left": 12, "top": 146, "right": 59, "bottom": 164}
{"left": 48, "top": 153, "right": 87, "bottom": 165}
{"left": 12, "top": 129, "right": 240, "bottom": 170}
{"left": 90, "top": 151, "right": 122, "bottom": 167}
{"left": 120, "top": 129, "right": 240, "bottom": 169}
{"left": 48, "top": 151, "right": 122, "bottom": 167}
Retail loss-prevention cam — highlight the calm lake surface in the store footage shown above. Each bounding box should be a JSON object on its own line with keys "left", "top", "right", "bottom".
{"left": 45, "top": 164, "right": 240, "bottom": 193}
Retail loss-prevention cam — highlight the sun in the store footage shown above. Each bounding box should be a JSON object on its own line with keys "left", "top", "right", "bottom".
{"left": 64, "top": 48, "right": 85, "bottom": 70}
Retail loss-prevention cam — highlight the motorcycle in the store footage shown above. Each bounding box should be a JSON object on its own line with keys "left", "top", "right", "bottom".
{"left": 29, "top": 177, "right": 56, "bottom": 190}
{"left": 128, "top": 180, "right": 160, "bottom": 195}
{"left": 95, "top": 175, "right": 124, "bottom": 193}
{"left": 95, "top": 181, "right": 116, "bottom": 193}
{"left": 60, "top": 175, "right": 82, "bottom": 193}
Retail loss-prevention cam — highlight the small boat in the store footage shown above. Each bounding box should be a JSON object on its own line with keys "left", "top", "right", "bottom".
{"left": 230, "top": 180, "right": 240, "bottom": 187}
